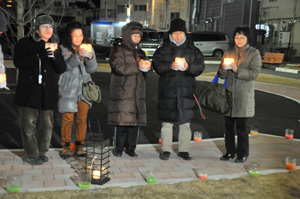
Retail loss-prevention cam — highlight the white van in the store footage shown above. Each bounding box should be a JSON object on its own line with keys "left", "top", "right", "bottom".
{"left": 190, "top": 32, "right": 231, "bottom": 57}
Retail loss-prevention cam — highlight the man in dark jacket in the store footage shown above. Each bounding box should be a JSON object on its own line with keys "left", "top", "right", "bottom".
{"left": 13, "top": 15, "right": 66, "bottom": 165}
{"left": 153, "top": 18, "right": 205, "bottom": 161}
{"left": 108, "top": 22, "right": 152, "bottom": 157}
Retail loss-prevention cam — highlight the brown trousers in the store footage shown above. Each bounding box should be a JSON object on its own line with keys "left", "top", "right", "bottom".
{"left": 61, "top": 101, "right": 89, "bottom": 146}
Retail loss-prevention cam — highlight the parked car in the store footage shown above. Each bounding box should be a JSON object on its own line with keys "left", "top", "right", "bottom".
{"left": 111, "top": 28, "right": 161, "bottom": 58}
{"left": 189, "top": 32, "right": 230, "bottom": 57}
{"left": 139, "top": 28, "right": 161, "bottom": 58}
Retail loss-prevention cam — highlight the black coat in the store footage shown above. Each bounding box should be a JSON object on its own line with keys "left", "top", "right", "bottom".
{"left": 108, "top": 22, "right": 152, "bottom": 126}
{"left": 13, "top": 37, "right": 66, "bottom": 110}
{"left": 152, "top": 35, "right": 205, "bottom": 123}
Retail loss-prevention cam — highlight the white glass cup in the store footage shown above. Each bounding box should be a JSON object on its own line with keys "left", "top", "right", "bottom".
{"left": 286, "top": 156, "right": 296, "bottom": 170}
{"left": 194, "top": 132, "right": 202, "bottom": 142}
{"left": 250, "top": 125, "right": 258, "bottom": 136}
{"left": 7, "top": 175, "right": 21, "bottom": 193}
{"left": 285, "top": 129, "right": 294, "bottom": 139}
{"left": 146, "top": 170, "right": 156, "bottom": 184}
{"left": 78, "top": 172, "right": 91, "bottom": 189}
{"left": 248, "top": 162, "right": 260, "bottom": 177}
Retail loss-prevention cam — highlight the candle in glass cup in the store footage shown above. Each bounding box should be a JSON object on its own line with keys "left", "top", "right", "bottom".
{"left": 223, "top": 58, "right": 234, "bottom": 65}
{"left": 194, "top": 132, "right": 202, "bottom": 142}
{"left": 146, "top": 171, "right": 157, "bottom": 184}
{"left": 80, "top": 44, "right": 93, "bottom": 53}
{"left": 93, "top": 170, "right": 101, "bottom": 179}
{"left": 197, "top": 173, "right": 208, "bottom": 180}
{"left": 175, "top": 57, "right": 184, "bottom": 70}
{"left": 45, "top": 43, "right": 58, "bottom": 52}
{"left": 248, "top": 162, "right": 260, "bottom": 177}
{"left": 250, "top": 125, "right": 258, "bottom": 136}
{"left": 195, "top": 168, "right": 208, "bottom": 180}
{"left": 285, "top": 156, "right": 296, "bottom": 170}
{"left": 7, "top": 175, "right": 21, "bottom": 193}
{"left": 285, "top": 129, "right": 294, "bottom": 139}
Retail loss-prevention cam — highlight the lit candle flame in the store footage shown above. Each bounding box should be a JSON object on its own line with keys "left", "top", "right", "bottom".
{"left": 223, "top": 58, "right": 234, "bottom": 65}
{"left": 0, "top": 74, "right": 6, "bottom": 82}
{"left": 175, "top": 57, "right": 184, "bottom": 65}
{"left": 80, "top": 44, "right": 93, "bottom": 53}
{"left": 45, "top": 43, "right": 58, "bottom": 52}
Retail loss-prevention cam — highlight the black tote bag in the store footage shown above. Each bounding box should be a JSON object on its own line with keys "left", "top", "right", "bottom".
{"left": 198, "top": 73, "right": 232, "bottom": 114}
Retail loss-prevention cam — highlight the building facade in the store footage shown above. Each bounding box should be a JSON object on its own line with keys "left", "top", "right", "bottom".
{"left": 99, "top": 0, "right": 189, "bottom": 30}
{"left": 258, "top": 0, "right": 300, "bottom": 58}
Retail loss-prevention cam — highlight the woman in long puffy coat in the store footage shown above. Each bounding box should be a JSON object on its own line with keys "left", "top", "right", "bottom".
{"left": 58, "top": 22, "right": 98, "bottom": 157}
{"left": 219, "top": 27, "right": 261, "bottom": 163}
{"left": 152, "top": 18, "right": 205, "bottom": 161}
{"left": 108, "top": 22, "right": 152, "bottom": 157}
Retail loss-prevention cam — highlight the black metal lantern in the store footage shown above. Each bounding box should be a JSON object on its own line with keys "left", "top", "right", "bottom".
{"left": 84, "top": 114, "right": 110, "bottom": 185}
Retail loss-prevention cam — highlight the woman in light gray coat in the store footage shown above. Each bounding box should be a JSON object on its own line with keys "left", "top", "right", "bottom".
{"left": 58, "top": 22, "right": 97, "bottom": 157}
{"left": 219, "top": 27, "right": 261, "bottom": 163}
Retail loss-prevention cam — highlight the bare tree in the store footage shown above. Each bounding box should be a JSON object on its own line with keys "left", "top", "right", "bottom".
{"left": 0, "top": 0, "right": 66, "bottom": 56}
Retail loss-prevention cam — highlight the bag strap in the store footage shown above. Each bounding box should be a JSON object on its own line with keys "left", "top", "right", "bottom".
{"left": 78, "top": 65, "right": 83, "bottom": 76}
{"left": 212, "top": 73, "right": 227, "bottom": 88}
{"left": 193, "top": 94, "right": 206, "bottom": 120}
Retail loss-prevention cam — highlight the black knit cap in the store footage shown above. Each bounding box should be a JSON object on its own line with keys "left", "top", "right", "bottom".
{"left": 169, "top": 18, "right": 186, "bottom": 34}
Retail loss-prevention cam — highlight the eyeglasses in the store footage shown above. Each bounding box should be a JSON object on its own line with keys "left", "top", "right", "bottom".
{"left": 40, "top": 25, "right": 53, "bottom": 29}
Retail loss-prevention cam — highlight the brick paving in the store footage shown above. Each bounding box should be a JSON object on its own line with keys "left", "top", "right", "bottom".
{"left": 0, "top": 135, "right": 299, "bottom": 193}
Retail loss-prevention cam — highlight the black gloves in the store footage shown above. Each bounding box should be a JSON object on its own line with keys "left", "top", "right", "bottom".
{"left": 38, "top": 48, "right": 55, "bottom": 59}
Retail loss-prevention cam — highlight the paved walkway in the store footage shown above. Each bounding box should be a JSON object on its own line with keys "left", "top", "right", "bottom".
{"left": 0, "top": 135, "right": 299, "bottom": 193}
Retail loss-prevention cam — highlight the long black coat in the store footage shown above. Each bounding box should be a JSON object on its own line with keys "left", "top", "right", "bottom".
{"left": 13, "top": 37, "right": 66, "bottom": 110}
{"left": 152, "top": 35, "right": 205, "bottom": 123}
{"left": 108, "top": 22, "right": 152, "bottom": 126}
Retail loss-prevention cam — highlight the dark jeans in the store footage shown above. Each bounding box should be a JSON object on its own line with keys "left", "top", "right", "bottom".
{"left": 114, "top": 126, "right": 139, "bottom": 153}
{"left": 18, "top": 106, "right": 54, "bottom": 158}
{"left": 224, "top": 116, "right": 249, "bottom": 157}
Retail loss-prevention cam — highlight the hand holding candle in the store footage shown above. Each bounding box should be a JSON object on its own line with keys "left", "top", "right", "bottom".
{"left": 174, "top": 57, "right": 185, "bottom": 70}
{"left": 139, "top": 59, "right": 151, "bottom": 72}
{"left": 80, "top": 43, "right": 93, "bottom": 59}
{"left": 223, "top": 58, "right": 237, "bottom": 71}
{"left": 45, "top": 43, "right": 58, "bottom": 52}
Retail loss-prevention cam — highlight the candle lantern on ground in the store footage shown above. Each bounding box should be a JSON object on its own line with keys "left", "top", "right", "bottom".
{"left": 85, "top": 115, "right": 110, "bottom": 185}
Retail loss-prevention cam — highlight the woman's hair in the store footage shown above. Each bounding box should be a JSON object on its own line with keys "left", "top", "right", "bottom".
{"left": 233, "top": 27, "right": 253, "bottom": 45}
{"left": 60, "top": 21, "right": 89, "bottom": 52}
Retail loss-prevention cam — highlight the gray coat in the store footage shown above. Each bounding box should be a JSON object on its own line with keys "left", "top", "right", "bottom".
{"left": 58, "top": 45, "right": 98, "bottom": 113}
{"left": 219, "top": 44, "right": 261, "bottom": 118}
